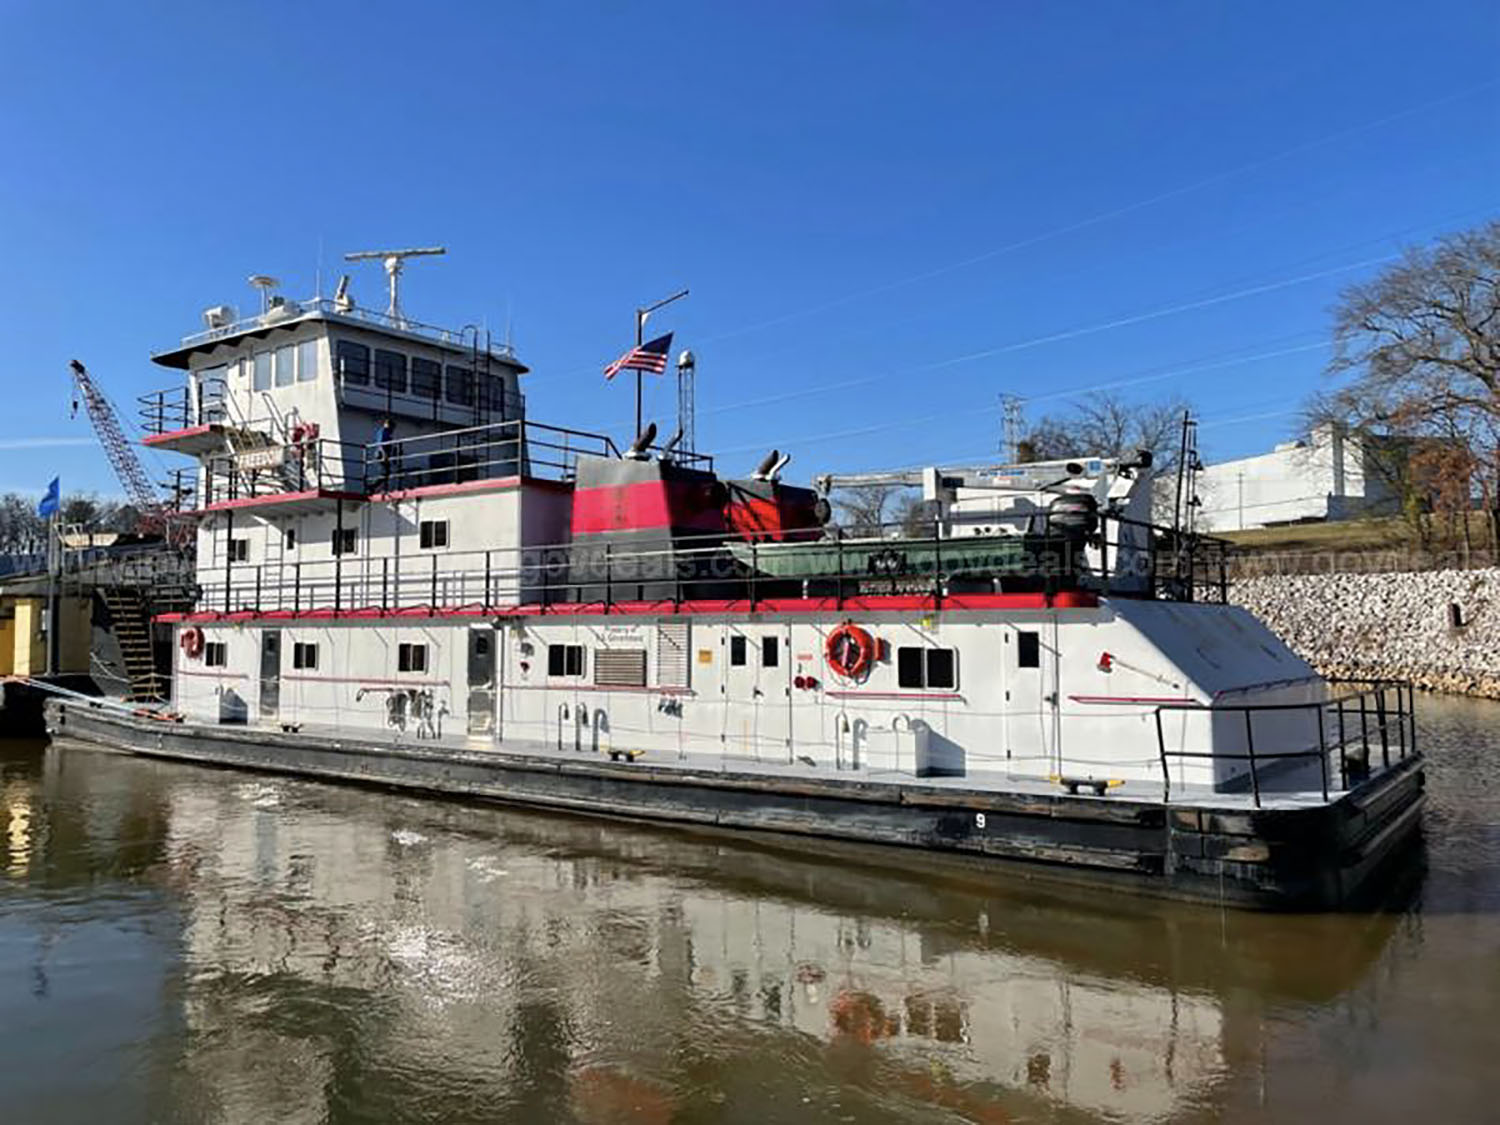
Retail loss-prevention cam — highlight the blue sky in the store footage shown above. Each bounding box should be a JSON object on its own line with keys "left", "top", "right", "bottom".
{"left": 1, "top": 1, "right": 1496, "bottom": 497}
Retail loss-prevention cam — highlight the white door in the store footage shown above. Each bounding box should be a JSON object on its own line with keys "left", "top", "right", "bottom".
{"left": 1003, "top": 619, "right": 1060, "bottom": 777}
{"left": 723, "top": 624, "right": 793, "bottom": 762}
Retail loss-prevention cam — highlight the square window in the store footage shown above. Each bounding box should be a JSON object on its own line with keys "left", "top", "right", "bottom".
{"left": 419, "top": 520, "right": 450, "bottom": 550}
{"left": 293, "top": 642, "right": 318, "bottom": 670}
{"left": 228, "top": 537, "right": 249, "bottom": 563}
{"left": 398, "top": 642, "right": 428, "bottom": 673}
{"left": 1017, "top": 631, "right": 1040, "bottom": 669}
{"left": 332, "top": 528, "right": 357, "bottom": 556}
{"left": 730, "top": 635, "right": 747, "bottom": 666}
{"left": 411, "top": 357, "right": 441, "bottom": 399}
{"left": 897, "top": 646, "right": 957, "bottom": 690}
{"left": 297, "top": 339, "right": 319, "bottom": 382}
{"left": 336, "top": 340, "right": 370, "bottom": 386}
{"left": 274, "top": 344, "right": 295, "bottom": 387}
{"left": 547, "top": 643, "right": 584, "bottom": 677}
{"left": 897, "top": 646, "right": 925, "bottom": 688}
{"left": 374, "top": 349, "right": 407, "bottom": 393}
{"left": 445, "top": 366, "right": 474, "bottom": 405}
{"left": 926, "top": 648, "right": 956, "bottom": 689}
{"left": 762, "top": 635, "right": 779, "bottom": 668}
{"left": 204, "top": 641, "right": 227, "bottom": 667}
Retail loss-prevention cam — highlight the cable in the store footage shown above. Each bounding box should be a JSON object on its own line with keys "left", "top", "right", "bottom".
{"left": 690, "top": 78, "right": 1500, "bottom": 349}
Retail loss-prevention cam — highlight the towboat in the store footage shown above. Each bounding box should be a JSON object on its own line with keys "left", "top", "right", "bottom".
{"left": 46, "top": 267, "right": 1425, "bottom": 909}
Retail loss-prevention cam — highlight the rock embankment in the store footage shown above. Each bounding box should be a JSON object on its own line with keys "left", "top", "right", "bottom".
{"left": 1231, "top": 567, "right": 1500, "bottom": 699}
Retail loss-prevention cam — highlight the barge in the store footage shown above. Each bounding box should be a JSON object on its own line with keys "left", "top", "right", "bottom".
{"left": 47, "top": 261, "right": 1425, "bottom": 908}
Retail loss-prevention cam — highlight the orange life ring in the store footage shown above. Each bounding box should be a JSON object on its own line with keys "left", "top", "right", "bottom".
{"left": 825, "top": 623, "right": 876, "bottom": 680}
{"left": 180, "top": 626, "right": 205, "bottom": 659}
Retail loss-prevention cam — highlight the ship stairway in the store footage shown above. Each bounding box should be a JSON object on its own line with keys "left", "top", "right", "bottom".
{"left": 99, "top": 586, "right": 165, "bottom": 702}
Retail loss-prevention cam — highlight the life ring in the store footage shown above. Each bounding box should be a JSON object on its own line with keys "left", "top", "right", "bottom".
{"left": 180, "top": 626, "right": 205, "bottom": 659}
{"left": 825, "top": 623, "right": 876, "bottom": 680}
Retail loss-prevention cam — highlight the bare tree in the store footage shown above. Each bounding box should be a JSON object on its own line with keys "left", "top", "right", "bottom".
{"left": 834, "top": 484, "right": 903, "bottom": 537}
{"left": 1025, "top": 392, "right": 1190, "bottom": 474}
{"left": 1313, "top": 219, "right": 1500, "bottom": 549}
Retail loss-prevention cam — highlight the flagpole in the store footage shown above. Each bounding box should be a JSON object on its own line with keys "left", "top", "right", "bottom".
{"left": 635, "top": 309, "right": 644, "bottom": 441}
{"left": 633, "top": 288, "right": 689, "bottom": 442}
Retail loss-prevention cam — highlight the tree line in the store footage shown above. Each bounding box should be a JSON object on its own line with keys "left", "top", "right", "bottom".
{"left": 0, "top": 494, "right": 141, "bottom": 555}
{"left": 833, "top": 217, "right": 1498, "bottom": 549}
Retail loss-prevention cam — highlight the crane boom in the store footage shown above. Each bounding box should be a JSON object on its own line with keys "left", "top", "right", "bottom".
{"left": 67, "top": 359, "right": 170, "bottom": 534}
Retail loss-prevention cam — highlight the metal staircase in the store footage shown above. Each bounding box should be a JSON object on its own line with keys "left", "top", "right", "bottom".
{"left": 98, "top": 587, "right": 164, "bottom": 702}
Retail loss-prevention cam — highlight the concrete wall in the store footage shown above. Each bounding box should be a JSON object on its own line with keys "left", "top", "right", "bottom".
{"left": 1232, "top": 566, "right": 1500, "bottom": 698}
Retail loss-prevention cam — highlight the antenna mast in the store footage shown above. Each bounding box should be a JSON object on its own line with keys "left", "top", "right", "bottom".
{"left": 1000, "top": 394, "right": 1025, "bottom": 462}
{"left": 343, "top": 246, "right": 446, "bottom": 324}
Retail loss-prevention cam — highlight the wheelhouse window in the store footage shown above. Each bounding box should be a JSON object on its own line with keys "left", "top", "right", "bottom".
{"left": 274, "top": 343, "right": 295, "bottom": 387}
{"left": 374, "top": 349, "right": 407, "bottom": 393}
{"left": 204, "top": 641, "right": 227, "bottom": 667}
{"left": 897, "top": 646, "right": 957, "bottom": 690}
{"left": 297, "top": 339, "right": 319, "bottom": 382}
{"left": 336, "top": 340, "right": 370, "bottom": 386}
{"left": 332, "top": 528, "right": 357, "bottom": 556}
{"left": 548, "top": 643, "right": 584, "bottom": 677}
{"left": 1017, "top": 631, "right": 1040, "bottom": 669}
{"left": 762, "top": 635, "right": 779, "bottom": 668}
{"left": 730, "top": 635, "right": 747, "bottom": 666}
{"left": 284, "top": 528, "right": 296, "bottom": 550}
{"left": 411, "top": 357, "right": 441, "bottom": 399}
{"left": 292, "top": 642, "right": 318, "bottom": 670}
{"left": 445, "top": 366, "right": 474, "bottom": 405}
{"left": 253, "top": 351, "right": 272, "bottom": 391}
{"left": 419, "top": 519, "right": 449, "bottom": 550}
{"left": 398, "top": 642, "right": 428, "bottom": 673}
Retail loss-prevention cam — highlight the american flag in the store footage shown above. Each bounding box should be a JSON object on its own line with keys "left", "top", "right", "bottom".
{"left": 604, "top": 332, "right": 674, "bottom": 380}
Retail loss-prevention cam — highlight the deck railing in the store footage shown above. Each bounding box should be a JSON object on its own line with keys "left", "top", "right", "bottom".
{"left": 190, "top": 508, "right": 1230, "bottom": 618}
{"left": 1152, "top": 678, "right": 1417, "bottom": 807}
{"left": 167, "top": 297, "right": 521, "bottom": 360}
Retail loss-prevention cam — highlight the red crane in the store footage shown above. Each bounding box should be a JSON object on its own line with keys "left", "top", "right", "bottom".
{"left": 67, "top": 359, "right": 190, "bottom": 544}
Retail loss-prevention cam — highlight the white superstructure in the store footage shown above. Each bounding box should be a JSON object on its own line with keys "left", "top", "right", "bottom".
{"left": 140, "top": 266, "right": 1376, "bottom": 803}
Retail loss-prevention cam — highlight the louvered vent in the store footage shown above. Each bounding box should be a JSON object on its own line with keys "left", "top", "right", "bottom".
{"left": 656, "top": 621, "right": 690, "bottom": 688}
{"left": 595, "top": 648, "right": 647, "bottom": 688}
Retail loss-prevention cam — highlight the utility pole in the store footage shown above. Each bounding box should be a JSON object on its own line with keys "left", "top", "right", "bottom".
{"left": 634, "top": 289, "right": 688, "bottom": 440}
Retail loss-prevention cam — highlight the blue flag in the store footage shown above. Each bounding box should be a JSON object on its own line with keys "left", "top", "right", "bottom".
{"left": 37, "top": 477, "right": 60, "bottom": 518}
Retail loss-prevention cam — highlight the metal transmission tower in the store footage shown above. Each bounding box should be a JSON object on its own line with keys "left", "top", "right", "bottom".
{"left": 1000, "top": 394, "right": 1025, "bottom": 462}
{"left": 676, "top": 349, "right": 696, "bottom": 455}
{"left": 343, "top": 246, "right": 446, "bottom": 323}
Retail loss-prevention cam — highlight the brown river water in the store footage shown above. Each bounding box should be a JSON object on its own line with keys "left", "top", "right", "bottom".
{"left": 1, "top": 695, "right": 1497, "bottom": 1124}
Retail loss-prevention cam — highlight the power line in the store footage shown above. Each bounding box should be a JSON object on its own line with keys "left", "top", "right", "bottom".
{"left": 689, "top": 78, "right": 1500, "bottom": 349}
{"left": 710, "top": 337, "right": 1334, "bottom": 460}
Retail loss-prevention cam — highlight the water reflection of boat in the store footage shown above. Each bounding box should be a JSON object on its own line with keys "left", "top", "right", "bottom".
{"left": 16, "top": 739, "right": 1416, "bottom": 1123}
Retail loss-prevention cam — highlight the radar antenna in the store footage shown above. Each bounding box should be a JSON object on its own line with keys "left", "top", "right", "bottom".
{"left": 342, "top": 246, "right": 446, "bottom": 324}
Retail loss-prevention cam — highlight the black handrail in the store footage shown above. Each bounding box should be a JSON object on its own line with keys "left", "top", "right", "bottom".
{"left": 1152, "top": 679, "right": 1415, "bottom": 807}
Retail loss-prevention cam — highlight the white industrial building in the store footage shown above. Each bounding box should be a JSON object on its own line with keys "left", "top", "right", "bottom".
{"left": 1195, "top": 425, "right": 1398, "bottom": 532}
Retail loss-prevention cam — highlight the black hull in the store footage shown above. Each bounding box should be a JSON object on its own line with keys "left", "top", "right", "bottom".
{"left": 45, "top": 701, "right": 1425, "bottom": 911}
